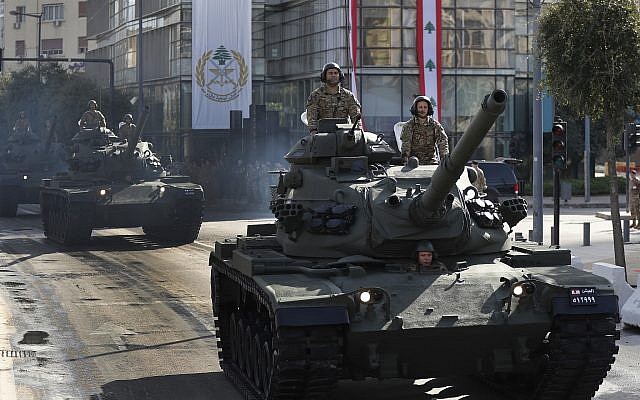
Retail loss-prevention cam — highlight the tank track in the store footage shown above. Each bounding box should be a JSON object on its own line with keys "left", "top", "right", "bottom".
{"left": 143, "top": 198, "right": 203, "bottom": 244}
{"left": 531, "top": 314, "right": 619, "bottom": 400}
{"left": 483, "top": 313, "right": 619, "bottom": 400}
{"left": 41, "top": 192, "right": 93, "bottom": 245}
{"left": 211, "top": 256, "right": 343, "bottom": 400}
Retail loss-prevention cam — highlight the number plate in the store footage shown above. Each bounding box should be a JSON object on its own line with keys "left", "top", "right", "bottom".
{"left": 569, "top": 287, "right": 597, "bottom": 306}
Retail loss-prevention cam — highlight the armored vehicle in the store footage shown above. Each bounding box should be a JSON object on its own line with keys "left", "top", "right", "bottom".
{"left": 209, "top": 90, "right": 619, "bottom": 399}
{"left": 40, "top": 109, "right": 204, "bottom": 245}
{"left": 0, "top": 127, "right": 66, "bottom": 217}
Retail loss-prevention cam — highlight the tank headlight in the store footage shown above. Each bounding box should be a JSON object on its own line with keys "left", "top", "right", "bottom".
{"left": 159, "top": 186, "right": 166, "bottom": 194}
{"left": 99, "top": 189, "right": 108, "bottom": 196}
{"left": 23, "top": 175, "right": 28, "bottom": 180}
{"left": 359, "top": 291, "right": 371, "bottom": 303}
{"left": 512, "top": 281, "right": 536, "bottom": 297}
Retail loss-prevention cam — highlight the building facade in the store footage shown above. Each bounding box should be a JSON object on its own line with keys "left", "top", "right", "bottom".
{"left": 84, "top": 0, "right": 535, "bottom": 162}
{"left": 2, "top": 0, "right": 88, "bottom": 73}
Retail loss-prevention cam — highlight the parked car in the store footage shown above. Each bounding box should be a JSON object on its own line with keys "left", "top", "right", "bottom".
{"left": 468, "top": 159, "right": 521, "bottom": 203}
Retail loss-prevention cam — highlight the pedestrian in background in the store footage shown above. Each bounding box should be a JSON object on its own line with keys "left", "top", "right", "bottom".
{"left": 630, "top": 170, "right": 640, "bottom": 228}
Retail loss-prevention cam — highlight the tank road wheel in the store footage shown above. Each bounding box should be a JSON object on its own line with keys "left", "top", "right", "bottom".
{"left": 212, "top": 263, "right": 343, "bottom": 400}
{"left": 0, "top": 187, "right": 19, "bottom": 217}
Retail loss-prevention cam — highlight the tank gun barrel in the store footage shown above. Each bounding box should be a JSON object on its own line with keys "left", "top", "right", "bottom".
{"left": 127, "top": 106, "right": 151, "bottom": 157}
{"left": 410, "top": 90, "right": 507, "bottom": 222}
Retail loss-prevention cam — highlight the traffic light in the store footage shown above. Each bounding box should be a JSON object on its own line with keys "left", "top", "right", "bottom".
{"left": 551, "top": 120, "right": 567, "bottom": 170}
{"left": 626, "top": 123, "right": 640, "bottom": 150}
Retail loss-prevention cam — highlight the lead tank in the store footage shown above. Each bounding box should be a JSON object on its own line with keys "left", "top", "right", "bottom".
{"left": 0, "top": 125, "right": 66, "bottom": 216}
{"left": 209, "top": 90, "right": 619, "bottom": 399}
{"left": 40, "top": 108, "right": 204, "bottom": 245}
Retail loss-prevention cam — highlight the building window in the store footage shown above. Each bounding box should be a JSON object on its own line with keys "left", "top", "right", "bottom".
{"left": 78, "top": 2, "right": 88, "bottom": 18}
{"left": 42, "top": 38, "right": 64, "bottom": 56}
{"left": 15, "top": 6, "right": 26, "bottom": 23}
{"left": 78, "top": 37, "right": 88, "bottom": 54}
{"left": 15, "top": 40, "right": 25, "bottom": 57}
{"left": 42, "top": 4, "right": 64, "bottom": 21}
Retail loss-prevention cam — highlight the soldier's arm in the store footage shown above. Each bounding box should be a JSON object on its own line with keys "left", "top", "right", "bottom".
{"left": 435, "top": 123, "right": 449, "bottom": 156}
{"left": 97, "top": 111, "right": 107, "bottom": 127}
{"left": 306, "top": 92, "right": 319, "bottom": 134}
{"left": 347, "top": 93, "right": 362, "bottom": 128}
{"left": 400, "top": 124, "right": 411, "bottom": 160}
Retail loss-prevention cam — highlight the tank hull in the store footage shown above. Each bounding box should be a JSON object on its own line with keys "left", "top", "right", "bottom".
{"left": 40, "top": 176, "right": 204, "bottom": 244}
{"left": 0, "top": 172, "right": 63, "bottom": 216}
{"left": 210, "top": 240, "right": 619, "bottom": 399}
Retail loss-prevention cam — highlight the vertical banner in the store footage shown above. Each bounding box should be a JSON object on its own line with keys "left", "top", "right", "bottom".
{"left": 347, "top": 0, "right": 359, "bottom": 100}
{"left": 417, "top": 0, "right": 442, "bottom": 120}
{"left": 192, "top": 0, "right": 252, "bottom": 129}
{"left": 347, "top": 0, "right": 364, "bottom": 128}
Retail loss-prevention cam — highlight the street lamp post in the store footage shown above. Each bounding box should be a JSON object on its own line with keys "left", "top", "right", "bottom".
{"left": 9, "top": 9, "right": 43, "bottom": 76}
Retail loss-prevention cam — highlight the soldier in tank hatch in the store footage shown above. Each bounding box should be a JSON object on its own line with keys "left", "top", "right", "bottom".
{"left": 79, "top": 99, "right": 106, "bottom": 129}
{"left": 118, "top": 113, "right": 137, "bottom": 143}
{"left": 471, "top": 160, "right": 487, "bottom": 195}
{"left": 400, "top": 96, "right": 448, "bottom": 165}
{"left": 13, "top": 111, "right": 32, "bottom": 135}
{"left": 305, "top": 62, "right": 361, "bottom": 135}
{"left": 412, "top": 240, "right": 447, "bottom": 273}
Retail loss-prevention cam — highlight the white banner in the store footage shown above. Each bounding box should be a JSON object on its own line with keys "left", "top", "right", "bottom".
{"left": 192, "top": 0, "right": 252, "bottom": 129}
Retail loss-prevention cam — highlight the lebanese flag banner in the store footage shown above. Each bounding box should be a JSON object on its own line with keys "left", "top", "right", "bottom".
{"left": 417, "top": 0, "right": 442, "bottom": 120}
{"left": 347, "top": 0, "right": 363, "bottom": 127}
{"left": 192, "top": 0, "right": 252, "bottom": 129}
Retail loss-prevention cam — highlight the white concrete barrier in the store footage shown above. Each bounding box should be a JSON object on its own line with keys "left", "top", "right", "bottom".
{"left": 571, "top": 255, "right": 584, "bottom": 270}
{"left": 621, "top": 275, "right": 640, "bottom": 327}
{"left": 591, "top": 262, "right": 635, "bottom": 307}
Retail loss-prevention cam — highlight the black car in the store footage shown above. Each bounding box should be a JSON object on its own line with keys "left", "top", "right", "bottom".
{"left": 470, "top": 160, "right": 520, "bottom": 203}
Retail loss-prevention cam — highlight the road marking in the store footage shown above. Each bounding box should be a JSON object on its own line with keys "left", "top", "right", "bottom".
{"left": 0, "top": 292, "right": 17, "bottom": 400}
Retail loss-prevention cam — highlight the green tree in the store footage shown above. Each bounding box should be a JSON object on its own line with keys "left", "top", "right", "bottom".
{"left": 0, "top": 63, "right": 129, "bottom": 144}
{"left": 538, "top": 0, "right": 640, "bottom": 267}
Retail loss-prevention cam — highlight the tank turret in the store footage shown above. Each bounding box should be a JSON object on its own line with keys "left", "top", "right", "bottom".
{"left": 271, "top": 89, "right": 525, "bottom": 258}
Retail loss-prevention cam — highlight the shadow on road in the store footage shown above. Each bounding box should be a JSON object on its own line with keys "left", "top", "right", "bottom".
{"left": 94, "top": 371, "right": 240, "bottom": 400}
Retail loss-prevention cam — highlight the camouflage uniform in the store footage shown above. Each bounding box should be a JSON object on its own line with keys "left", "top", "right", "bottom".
{"left": 13, "top": 114, "right": 31, "bottom": 135}
{"left": 305, "top": 85, "right": 361, "bottom": 133}
{"left": 400, "top": 116, "right": 448, "bottom": 165}
{"left": 631, "top": 172, "right": 640, "bottom": 227}
{"left": 79, "top": 109, "right": 106, "bottom": 129}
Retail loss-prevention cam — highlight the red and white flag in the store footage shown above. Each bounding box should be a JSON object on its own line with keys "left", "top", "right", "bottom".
{"left": 417, "top": 0, "right": 442, "bottom": 120}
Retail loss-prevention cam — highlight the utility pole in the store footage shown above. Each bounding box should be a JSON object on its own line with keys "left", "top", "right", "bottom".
{"left": 584, "top": 116, "right": 591, "bottom": 202}
{"left": 532, "top": 0, "right": 544, "bottom": 243}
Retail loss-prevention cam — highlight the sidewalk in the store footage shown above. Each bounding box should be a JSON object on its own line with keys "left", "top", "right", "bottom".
{"left": 522, "top": 194, "right": 627, "bottom": 209}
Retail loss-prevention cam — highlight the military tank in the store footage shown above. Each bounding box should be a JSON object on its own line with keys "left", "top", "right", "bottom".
{"left": 209, "top": 90, "right": 619, "bottom": 399}
{"left": 40, "top": 109, "right": 204, "bottom": 245}
{"left": 0, "top": 126, "right": 66, "bottom": 217}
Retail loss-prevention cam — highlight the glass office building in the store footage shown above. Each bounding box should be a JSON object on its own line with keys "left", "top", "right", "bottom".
{"left": 87, "top": 0, "right": 535, "bottom": 161}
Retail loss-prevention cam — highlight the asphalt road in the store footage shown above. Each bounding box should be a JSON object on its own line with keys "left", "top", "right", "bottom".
{"left": 0, "top": 206, "right": 638, "bottom": 399}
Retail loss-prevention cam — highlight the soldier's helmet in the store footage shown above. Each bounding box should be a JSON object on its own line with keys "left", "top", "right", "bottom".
{"left": 88, "top": 99, "right": 98, "bottom": 108}
{"left": 415, "top": 240, "right": 435, "bottom": 253}
{"left": 410, "top": 96, "right": 434, "bottom": 116}
{"left": 124, "top": 113, "right": 133, "bottom": 122}
{"left": 320, "top": 62, "right": 344, "bottom": 82}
